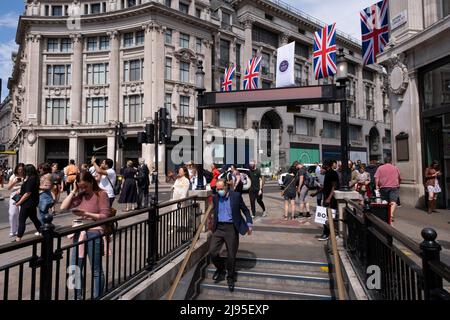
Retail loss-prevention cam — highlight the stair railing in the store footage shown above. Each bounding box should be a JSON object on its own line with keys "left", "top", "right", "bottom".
{"left": 327, "top": 207, "right": 346, "bottom": 300}
{"left": 167, "top": 203, "right": 214, "bottom": 300}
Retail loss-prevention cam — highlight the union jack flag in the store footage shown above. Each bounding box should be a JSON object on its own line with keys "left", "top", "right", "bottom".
{"left": 243, "top": 56, "right": 261, "bottom": 90}
{"left": 360, "top": 0, "right": 390, "bottom": 65}
{"left": 221, "top": 65, "right": 235, "bottom": 92}
{"left": 313, "top": 23, "right": 337, "bottom": 80}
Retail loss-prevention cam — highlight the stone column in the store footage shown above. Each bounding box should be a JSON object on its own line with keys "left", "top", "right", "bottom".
{"left": 107, "top": 134, "right": 115, "bottom": 164}
{"left": 108, "top": 30, "right": 120, "bottom": 122}
{"left": 70, "top": 33, "right": 83, "bottom": 125}
{"left": 189, "top": 0, "right": 196, "bottom": 15}
{"left": 68, "top": 134, "right": 79, "bottom": 163}
{"left": 143, "top": 23, "right": 154, "bottom": 121}
{"left": 203, "top": 39, "right": 213, "bottom": 125}
{"left": 356, "top": 65, "right": 364, "bottom": 119}
{"left": 243, "top": 19, "right": 253, "bottom": 72}
{"left": 26, "top": 34, "right": 42, "bottom": 126}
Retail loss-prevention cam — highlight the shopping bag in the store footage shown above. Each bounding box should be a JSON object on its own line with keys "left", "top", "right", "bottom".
{"left": 314, "top": 206, "right": 336, "bottom": 225}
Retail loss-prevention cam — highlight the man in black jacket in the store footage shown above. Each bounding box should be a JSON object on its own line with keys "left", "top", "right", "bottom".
{"left": 209, "top": 180, "right": 253, "bottom": 292}
{"left": 136, "top": 158, "right": 150, "bottom": 209}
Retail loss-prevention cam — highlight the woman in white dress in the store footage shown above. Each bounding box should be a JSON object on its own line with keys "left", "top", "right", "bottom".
{"left": 171, "top": 167, "right": 190, "bottom": 209}
{"left": 7, "top": 163, "right": 25, "bottom": 237}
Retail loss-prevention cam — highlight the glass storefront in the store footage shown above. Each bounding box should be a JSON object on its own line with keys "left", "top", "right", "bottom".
{"left": 420, "top": 58, "right": 450, "bottom": 208}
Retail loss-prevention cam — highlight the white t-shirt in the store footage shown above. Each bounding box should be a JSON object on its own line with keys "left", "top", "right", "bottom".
{"left": 99, "top": 168, "right": 116, "bottom": 199}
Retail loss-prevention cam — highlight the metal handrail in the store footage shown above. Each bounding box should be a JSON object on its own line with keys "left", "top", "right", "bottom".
{"left": 345, "top": 199, "right": 422, "bottom": 256}
{"left": 167, "top": 203, "right": 213, "bottom": 300}
{"left": 327, "top": 207, "right": 346, "bottom": 300}
{"left": 429, "top": 260, "right": 450, "bottom": 282}
{"left": 156, "top": 195, "right": 199, "bottom": 209}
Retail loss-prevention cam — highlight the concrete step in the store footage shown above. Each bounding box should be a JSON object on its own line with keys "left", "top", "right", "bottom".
{"left": 197, "top": 282, "right": 333, "bottom": 300}
{"left": 204, "top": 268, "right": 332, "bottom": 289}
{"left": 228, "top": 256, "right": 331, "bottom": 274}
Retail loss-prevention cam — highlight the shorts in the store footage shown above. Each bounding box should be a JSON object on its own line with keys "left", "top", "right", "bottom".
{"left": 283, "top": 193, "right": 296, "bottom": 201}
{"left": 379, "top": 188, "right": 399, "bottom": 203}
{"left": 298, "top": 185, "right": 309, "bottom": 203}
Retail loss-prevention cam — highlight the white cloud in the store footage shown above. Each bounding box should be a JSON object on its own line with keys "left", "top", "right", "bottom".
{"left": 281, "top": 0, "right": 377, "bottom": 39}
{"left": 0, "top": 12, "right": 20, "bottom": 29}
{"left": 0, "top": 39, "right": 18, "bottom": 99}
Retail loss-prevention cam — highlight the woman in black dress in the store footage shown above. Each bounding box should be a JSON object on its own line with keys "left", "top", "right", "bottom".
{"left": 14, "top": 164, "right": 41, "bottom": 241}
{"left": 118, "top": 160, "right": 138, "bottom": 211}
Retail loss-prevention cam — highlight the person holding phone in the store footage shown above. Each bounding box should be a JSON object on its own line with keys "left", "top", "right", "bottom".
{"left": 7, "top": 163, "right": 25, "bottom": 237}
{"left": 424, "top": 160, "right": 442, "bottom": 214}
{"left": 60, "top": 171, "right": 110, "bottom": 299}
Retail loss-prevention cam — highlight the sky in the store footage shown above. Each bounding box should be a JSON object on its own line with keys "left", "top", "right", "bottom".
{"left": 0, "top": 0, "right": 377, "bottom": 101}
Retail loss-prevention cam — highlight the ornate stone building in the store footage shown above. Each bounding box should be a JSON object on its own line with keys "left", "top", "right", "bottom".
{"left": 379, "top": 0, "right": 450, "bottom": 208}
{"left": 7, "top": 0, "right": 391, "bottom": 174}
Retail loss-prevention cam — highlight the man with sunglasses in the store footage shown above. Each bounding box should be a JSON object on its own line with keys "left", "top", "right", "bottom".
{"left": 209, "top": 180, "right": 253, "bottom": 292}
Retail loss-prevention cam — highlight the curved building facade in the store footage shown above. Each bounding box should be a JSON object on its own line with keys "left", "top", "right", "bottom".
{"left": 7, "top": 0, "right": 391, "bottom": 174}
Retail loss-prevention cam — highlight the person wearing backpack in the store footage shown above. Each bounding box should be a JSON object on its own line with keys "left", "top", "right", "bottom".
{"left": 64, "top": 159, "right": 79, "bottom": 196}
{"left": 295, "top": 163, "right": 312, "bottom": 218}
{"left": 91, "top": 156, "right": 117, "bottom": 208}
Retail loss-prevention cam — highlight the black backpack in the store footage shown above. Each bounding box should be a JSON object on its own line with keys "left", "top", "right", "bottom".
{"left": 304, "top": 171, "right": 317, "bottom": 189}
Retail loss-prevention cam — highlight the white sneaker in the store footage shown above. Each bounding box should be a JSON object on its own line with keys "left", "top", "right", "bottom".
{"left": 262, "top": 212, "right": 268, "bottom": 217}
{"left": 34, "top": 232, "right": 41, "bottom": 236}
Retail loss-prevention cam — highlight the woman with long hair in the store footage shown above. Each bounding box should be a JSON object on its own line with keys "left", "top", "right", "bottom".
{"left": 50, "top": 163, "right": 64, "bottom": 213}
{"left": 7, "top": 163, "right": 25, "bottom": 237}
{"left": 38, "top": 163, "right": 54, "bottom": 223}
{"left": 424, "top": 160, "right": 442, "bottom": 214}
{"left": 14, "top": 164, "right": 41, "bottom": 242}
{"left": 118, "top": 160, "right": 138, "bottom": 212}
{"left": 60, "top": 171, "right": 110, "bottom": 299}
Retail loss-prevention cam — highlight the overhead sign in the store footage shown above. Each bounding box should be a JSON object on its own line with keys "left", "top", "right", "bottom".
{"left": 391, "top": 10, "right": 407, "bottom": 30}
{"left": 201, "top": 85, "right": 340, "bottom": 109}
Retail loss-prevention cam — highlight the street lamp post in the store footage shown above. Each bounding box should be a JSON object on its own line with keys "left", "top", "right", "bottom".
{"left": 196, "top": 60, "right": 206, "bottom": 190}
{"left": 336, "top": 48, "right": 351, "bottom": 191}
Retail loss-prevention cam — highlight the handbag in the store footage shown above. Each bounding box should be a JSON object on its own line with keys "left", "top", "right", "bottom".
{"left": 12, "top": 193, "right": 21, "bottom": 203}
{"left": 106, "top": 175, "right": 121, "bottom": 196}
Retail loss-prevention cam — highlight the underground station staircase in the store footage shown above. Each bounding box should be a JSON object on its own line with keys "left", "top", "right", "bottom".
{"left": 195, "top": 255, "right": 336, "bottom": 300}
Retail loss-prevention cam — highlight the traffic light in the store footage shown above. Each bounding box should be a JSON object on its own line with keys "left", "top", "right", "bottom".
{"left": 158, "top": 107, "right": 172, "bottom": 144}
{"left": 117, "top": 122, "right": 126, "bottom": 149}
{"left": 146, "top": 123, "right": 155, "bottom": 144}
{"left": 137, "top": 132, "right": 147, "bottom": 144}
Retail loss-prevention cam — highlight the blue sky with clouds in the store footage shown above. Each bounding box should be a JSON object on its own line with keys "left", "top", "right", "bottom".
{"left": 0, "top": 0, "right": 377, "bottom": 100}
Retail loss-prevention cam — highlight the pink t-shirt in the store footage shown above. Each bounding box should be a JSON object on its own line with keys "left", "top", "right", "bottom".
{"left": 69, "top": 190, "right": 111, "bottom": 231}
{"left": 374, "top": 164, "right": 401, "bottom": 188}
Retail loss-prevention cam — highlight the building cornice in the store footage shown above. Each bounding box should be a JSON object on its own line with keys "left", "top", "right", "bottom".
{"left": 232, "top": 0, "right": 361, "bottom": 50}
{"left": 16, "top": 2, "right": 219, "bottom": 44}
{"left": 378, "top": 15, "right": 450, "bottom": 66}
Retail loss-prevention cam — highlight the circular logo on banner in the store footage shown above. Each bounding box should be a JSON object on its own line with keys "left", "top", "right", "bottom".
{"left": 279, "top": 60, "right": 289, "bottom": 72}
